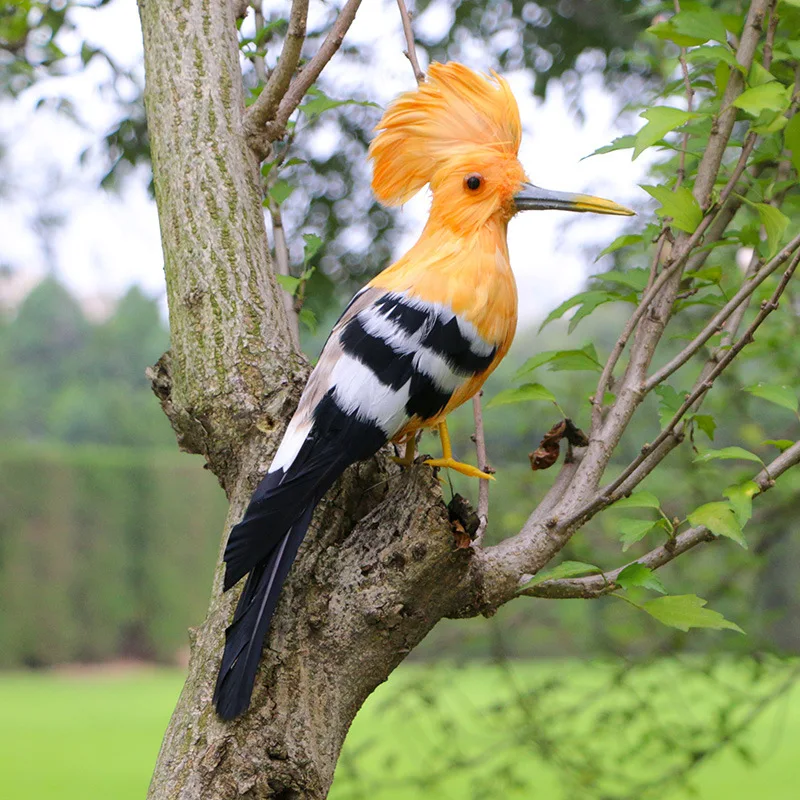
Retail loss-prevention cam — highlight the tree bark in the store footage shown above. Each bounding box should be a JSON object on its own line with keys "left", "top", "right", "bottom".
{"left": 140, "top": 1, "right": 477, "bottom": 796}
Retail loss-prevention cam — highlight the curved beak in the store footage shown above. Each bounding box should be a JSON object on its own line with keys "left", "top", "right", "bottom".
{"left": 514, "top": 182, "right": 635, "bottom": 216}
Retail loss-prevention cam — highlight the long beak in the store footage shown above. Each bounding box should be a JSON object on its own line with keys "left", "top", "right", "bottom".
{"left": 514, "top": 182, "right": 635, "bottom": 216}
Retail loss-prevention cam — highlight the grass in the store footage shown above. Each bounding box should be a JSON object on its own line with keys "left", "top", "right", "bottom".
{"left": 1, "top": 660, "right": 798, "bottom": 799}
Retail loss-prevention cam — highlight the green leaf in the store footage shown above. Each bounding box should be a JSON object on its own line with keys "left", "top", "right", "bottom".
{"left": 616, "top": 563, "right": 667, "bottom": 594}
{"left": 486, "top": 383, "right": 557, "bottom": 409}
{"left": 583, "top": 135, "right": 635, "bottom": 159}
{"left": 732, "top": 82, "right": 792, "bottom": 116}
{"left": 641, "top": 595, "right": 744, "bottom": 633}
{"left": 755, "top": 205, "right": 790, "bottom": 257}
{"left": 549, "top": 346, "right": 602, "bottom": 373}
{"left": 686, "top": 44, "right": 745, "bottom": 71}
{"left": 523, "top": 560, "right": 603, "bottom": 587}
{"left": 723, "top": 481, "right": 760, "bottom": 525}
{"left": 647, "top": 21, "right": 707, "bottom": 47}
{"left": 591, "top": 268, "right": 650, "bottom": 291}
{"left": 693, "top": 414, "right": 716, "bottom": 440}
{"left": 539, "top": 290, "right": 623, "bottom": 331}
{"left": 693, "top": 446, "right": 763, "bottom": 465}
{"left": 595, "top": 234, "right": 644, "bottom": 260}
{"left": 568, "top": 292, "right": 636, "bottom": 334}
{"left": 513, "top": 350, "right": 562, "bottom": 377}
{"left": 784, "top": 114, "right": 800, "bottom": 173}
{"left": 613, "top": 491, "right": 661, "bottom": 510}
{"left": 275, "top": 274, "right": 300, "bottom": 294}
{"left": 672, "top": 9, "right": 729, "bottom": 44}
{"left": 655, "top": 385, "right": 683, "bottom": 428}
{"left": 619, "top": 519, "right": 660, "bottom": 552}
{"left": 688, "top": 501, "right": 747, "bottom": 547}
{"left": 752, "top": 109, "right": 789, "bottom": 135}
{"left": 633, "top": 107, "right": 699, "bottom": 159}
{"left": 299, "top": 87, "right": 379, "bottom": 121}
{"left": 514, "top": 345, "right": 601, "bottom": 377}
{"left": 647, "top": 9, "right": 729, "bottom": 46}
{"left": 743, "top": 382, "right": 798, "bottom": 413}
{"left": 762, "top": 438, "right": 795, "bottom": 452}
{"left": 298, "top": 307, "right": 317, "bottom": 333}
{"left": 748, "top": 62, "right": 777, "bottom": 87}
{"left": 269, "top": 180, "right": 295, "bottom": 205}
{"left": 642, "top": 185, "right": 703, "bottom": 233}
{"left": 302, "top": 233, "right": 323, "bottom": 264}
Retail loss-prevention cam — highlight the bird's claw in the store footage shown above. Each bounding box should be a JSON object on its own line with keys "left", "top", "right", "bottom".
{"left": 423, "top": 457, "right": 495, "bottom": 481}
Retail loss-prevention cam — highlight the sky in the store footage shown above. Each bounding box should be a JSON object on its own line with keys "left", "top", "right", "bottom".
{"left": 0, "top": 0, "right": 652, "bottom": 324}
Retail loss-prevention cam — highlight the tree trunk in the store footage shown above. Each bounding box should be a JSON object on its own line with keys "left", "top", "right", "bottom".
{"left": 139, "top": 1, "right": 478, "bottom": 796}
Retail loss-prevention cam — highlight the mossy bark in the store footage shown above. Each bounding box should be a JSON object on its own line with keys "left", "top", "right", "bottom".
{"left": 139, "top": 2, "right": 482, "bottom": 797}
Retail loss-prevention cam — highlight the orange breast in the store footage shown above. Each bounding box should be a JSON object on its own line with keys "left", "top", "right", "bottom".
{"left": 372, "top": 218, "right": 518, "bottom": 438}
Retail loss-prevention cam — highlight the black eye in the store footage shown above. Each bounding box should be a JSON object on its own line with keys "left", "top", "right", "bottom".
{"left": 465, "top": 173, "right": 483, "bottom": 192}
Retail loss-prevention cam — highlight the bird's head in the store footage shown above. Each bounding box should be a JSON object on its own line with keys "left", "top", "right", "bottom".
{"left": 370, "top": 62, "right": 633, "bottom": 236}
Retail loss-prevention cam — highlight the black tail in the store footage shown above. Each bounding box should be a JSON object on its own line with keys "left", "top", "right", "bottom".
{"left": 213, "top": 505, "right": 313, "bottom": 720}
{"left": 213, "top": 390, "right": 388, "bottom": 719}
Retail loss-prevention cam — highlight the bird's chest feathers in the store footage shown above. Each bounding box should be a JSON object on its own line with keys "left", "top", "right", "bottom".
{"left": 374, "top": 227, "right": 518, "bottom": 350}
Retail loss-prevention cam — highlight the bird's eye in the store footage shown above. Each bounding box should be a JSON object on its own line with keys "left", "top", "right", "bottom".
{"left": 464, "top": 173, "right": 483, "bottom": 192}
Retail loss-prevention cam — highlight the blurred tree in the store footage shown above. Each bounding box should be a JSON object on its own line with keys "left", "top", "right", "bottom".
{"left": 0, "top": 277, "right": 171, "bottom": 445}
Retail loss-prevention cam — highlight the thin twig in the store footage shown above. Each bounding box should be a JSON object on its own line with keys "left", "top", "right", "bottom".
{"left": 257, "top": 0, "right": 364, "bottom": 149}
{"left": 471, "top": 393, "right": 490, "bottom": 546}
{"left": 395, "top": 0, "right": 425, "bottom": 84}
{"left": 245, "top": 0, "right": 309, "bottom": 136}
{"left": 673, "top": 0, "right": 694, "bottom": 191}
{"left": 251, "top": 3, "right": 268, "bottom": 85}
{"left": 643, "top": 235, "right": 797, "bottom": 391}
{"left": 525, "top": 439, "right": 800, "bottom": 598}
{"left": 268, "top": 197, "right": 301, "bottom": 349}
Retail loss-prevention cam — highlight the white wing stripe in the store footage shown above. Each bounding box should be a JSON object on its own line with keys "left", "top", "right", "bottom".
{"left": 359, "top": 308, "right": 465, "bottom": 393}
{"left": 330, "top": 353, "right": 411, "bottom": 438}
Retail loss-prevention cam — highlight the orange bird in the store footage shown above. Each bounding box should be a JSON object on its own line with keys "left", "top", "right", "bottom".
{"left": 214, "top": 62, "right": 633, "bottom": 719}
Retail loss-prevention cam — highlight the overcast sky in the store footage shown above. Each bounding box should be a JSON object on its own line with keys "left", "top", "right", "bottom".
{"left": 0, "top": 0, "right": 651, "bottom": 324}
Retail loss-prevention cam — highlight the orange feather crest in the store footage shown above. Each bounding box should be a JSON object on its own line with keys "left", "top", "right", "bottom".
{"left": 369, "top": 62, "right": 522, "bottom": 207}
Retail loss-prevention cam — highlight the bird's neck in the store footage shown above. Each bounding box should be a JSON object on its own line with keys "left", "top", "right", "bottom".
{"left": 370, "top": 213, "right": 518, "bottom": 347}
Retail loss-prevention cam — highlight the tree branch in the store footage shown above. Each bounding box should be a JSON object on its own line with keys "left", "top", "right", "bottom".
{"left": 244, "top": 0, "right": 309, "bottom": 150}
{"left": 673, "top": 0, "right": 694, "bottom": 191}
{"left": 577, "top": 0, "right": 774, "bottom": 513}
{"left": 251, "top": 0, "right": 364, "bottom": 152}
{"left": 395, "top": 0, "right": 425, "bottom": 84}
{"left": 561, "top": 243, "right": 800, "bottom": 532}
{"left": 471, "top": 393, "right": 490, "bottom": 545}
{"left": 644, "top": 232, "right": 800, "bottom": 391}
{"left": 527, "top": 439, "right": 800, "bottom": 598}
{"left": 267, "top": 197, "right": 301, "bottom": 349}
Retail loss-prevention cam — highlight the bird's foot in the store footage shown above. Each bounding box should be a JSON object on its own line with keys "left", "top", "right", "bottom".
{"left": 423, "top": 457, "right": 495, "bottom": 481}
{"left": 391, "top": 437, "right": 417, "bottom": 468}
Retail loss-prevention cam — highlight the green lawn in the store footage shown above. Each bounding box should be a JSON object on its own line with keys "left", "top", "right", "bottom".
{"left": 1, "top": 661, "right": 798, "bottom": 799}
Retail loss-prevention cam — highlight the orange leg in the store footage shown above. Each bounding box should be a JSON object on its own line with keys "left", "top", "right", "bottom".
{"left": 424, "top": 420, "right": 495, "bottom": 481}
{"left": 391, "top": 436, "right": 416, "bottom": 467}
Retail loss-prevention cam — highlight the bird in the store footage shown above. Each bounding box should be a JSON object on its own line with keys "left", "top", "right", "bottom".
{"left": 213, "top": 62, "right": 634, "bottom": 720}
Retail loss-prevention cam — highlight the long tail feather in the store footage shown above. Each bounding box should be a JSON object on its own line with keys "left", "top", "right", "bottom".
{"left": 214, "top": 388, "right": 389, "bottom": 719}
{"left": 213, "top": 504, "right": 313, "bottom": 721}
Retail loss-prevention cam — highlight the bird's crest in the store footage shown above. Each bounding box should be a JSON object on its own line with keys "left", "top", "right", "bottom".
{"left": 370, "top": 62, "right": 522, "bottom": 206}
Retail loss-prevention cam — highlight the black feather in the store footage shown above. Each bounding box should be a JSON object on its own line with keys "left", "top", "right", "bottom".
{"left": 214, "top": 390, "right": 386, "bottom": 719}
{"left": 213, "top": 509, "right": 311, "bottom": 720}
